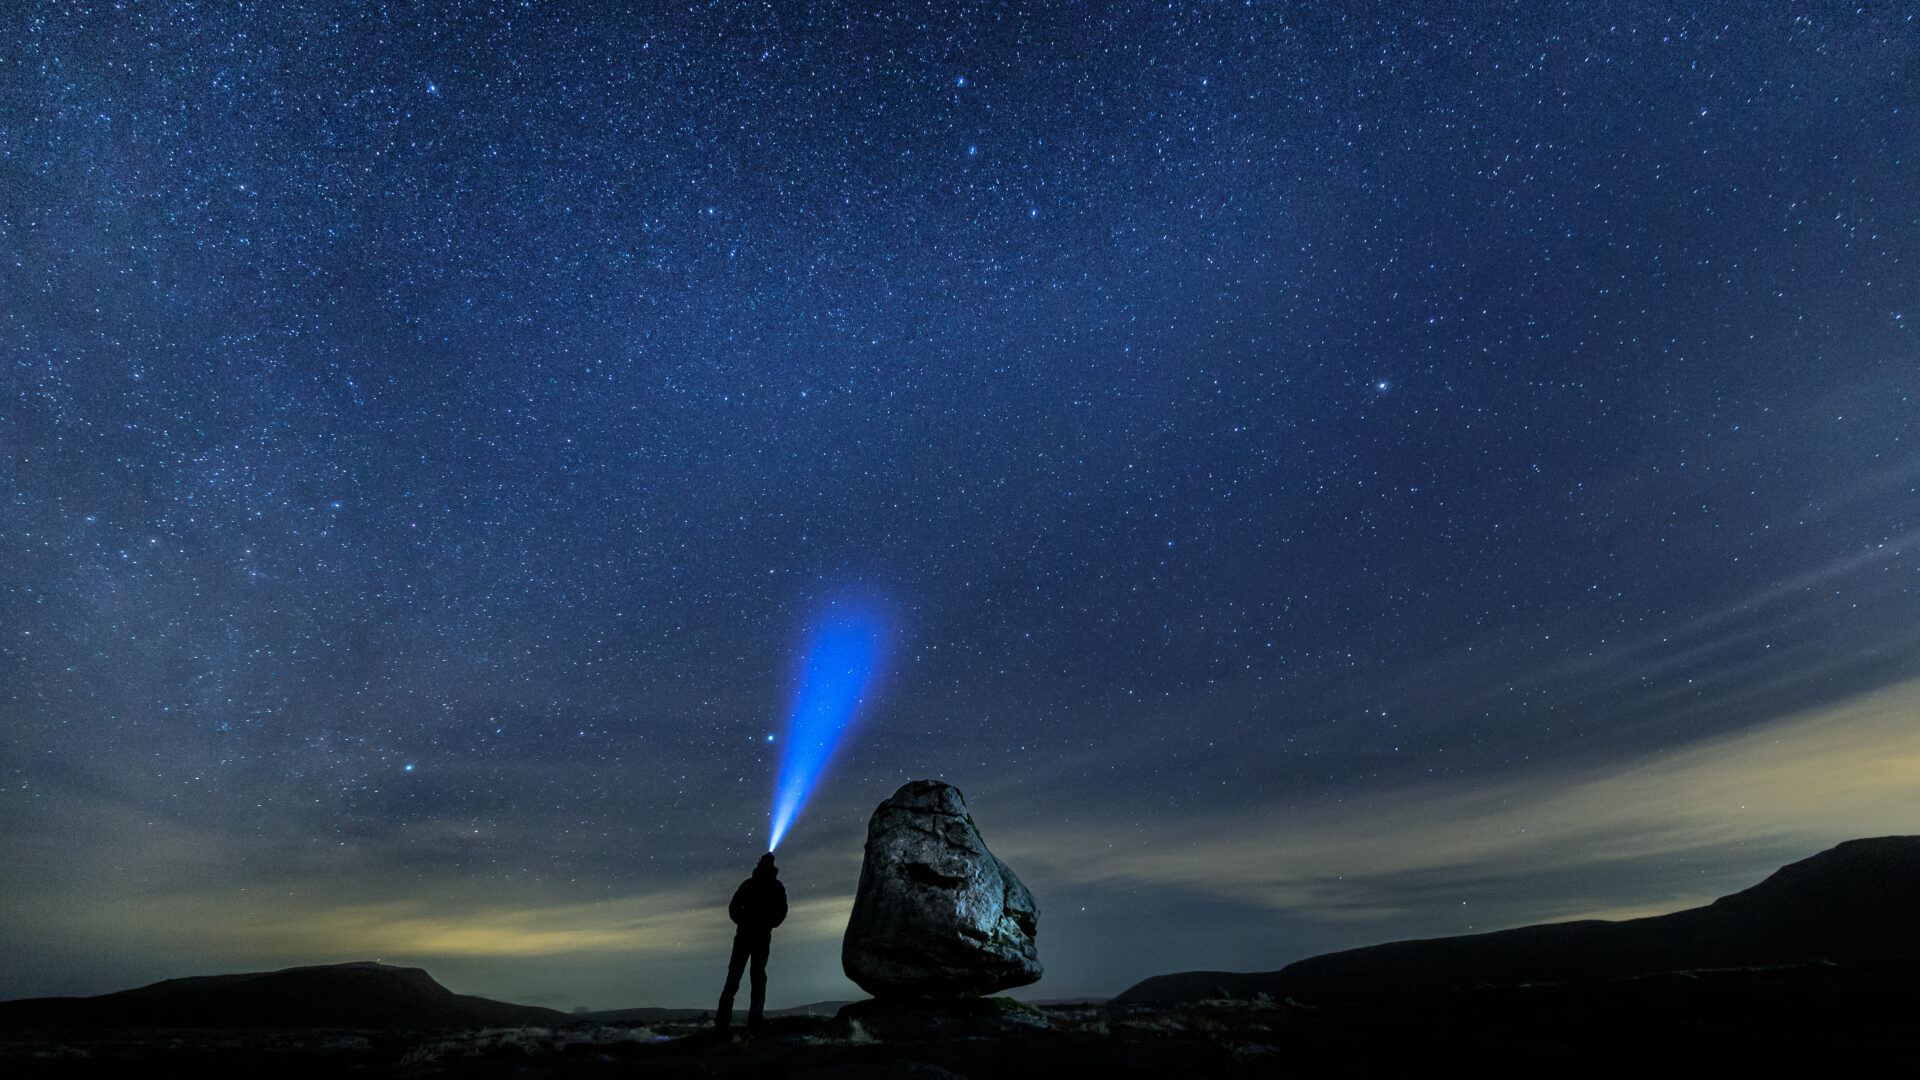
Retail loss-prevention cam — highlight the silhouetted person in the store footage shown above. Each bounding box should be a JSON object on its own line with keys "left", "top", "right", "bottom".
{"left": 716, "top": 852, "right": 787, "bottom": 1029}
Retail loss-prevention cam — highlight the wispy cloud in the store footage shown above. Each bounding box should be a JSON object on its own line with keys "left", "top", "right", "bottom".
{"left": 8, "top": 678, "right": 1915, "bottom": 999}
{"left": 994, "top": 675, "right": 1920, "bottom": 923}
{"left": 237, "top": 892, "right": 859, "bottom": 960}
{"left": 22, "top": 883, "right": 860, "bottom": 964}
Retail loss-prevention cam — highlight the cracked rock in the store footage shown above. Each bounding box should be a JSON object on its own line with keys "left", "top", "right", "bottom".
{"left": 842, "top": 780, "right": 1043, "bottom": 996}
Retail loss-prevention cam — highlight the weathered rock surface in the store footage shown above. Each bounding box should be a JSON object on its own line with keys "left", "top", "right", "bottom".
{"left": 842, "top": 780, "right": 1042, "bottom": 996}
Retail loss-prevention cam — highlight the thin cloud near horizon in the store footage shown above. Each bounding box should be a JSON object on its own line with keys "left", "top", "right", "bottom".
{"left": 11, "top": 675, "right": 1913, "bottom": 999}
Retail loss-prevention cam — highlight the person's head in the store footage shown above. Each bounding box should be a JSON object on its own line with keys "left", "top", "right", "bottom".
{"left": 754, "top": 852, "right": 777, "bottom": 877}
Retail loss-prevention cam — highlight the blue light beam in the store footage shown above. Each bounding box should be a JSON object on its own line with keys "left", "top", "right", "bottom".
{"left": 767, "top": 604, "right": 887, "bottom": 850}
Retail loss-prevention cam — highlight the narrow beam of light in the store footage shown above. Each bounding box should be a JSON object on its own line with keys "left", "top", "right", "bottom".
{"left": 767, "top": 602, "right": 888, "bottom": 850}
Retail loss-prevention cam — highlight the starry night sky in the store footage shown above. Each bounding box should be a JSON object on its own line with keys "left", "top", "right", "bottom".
{"left": 4, "top": 3, "right": 1918, "bottom": 1011}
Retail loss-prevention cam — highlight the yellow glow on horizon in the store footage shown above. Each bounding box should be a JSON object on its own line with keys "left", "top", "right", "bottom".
{"left": 994, "top": 674, "right": 1920, "bottom": 920}
{"left": 41, "top": 889, "right": 862, "bottom": 962}
{"left": 10, "top": 677, "right": 1916, "bottom": 974}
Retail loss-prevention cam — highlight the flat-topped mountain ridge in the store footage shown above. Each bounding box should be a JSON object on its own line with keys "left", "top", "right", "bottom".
{"left": 1117, "top": 835, "right": 1920, "bottom": 1004}
{"left": 0, "top": 961, "right": 571, "bottom": 1029}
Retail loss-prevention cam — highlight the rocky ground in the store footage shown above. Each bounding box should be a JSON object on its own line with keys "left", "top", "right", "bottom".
{"left": 5, "top": 964, "right": 1917, "bottom": 1077}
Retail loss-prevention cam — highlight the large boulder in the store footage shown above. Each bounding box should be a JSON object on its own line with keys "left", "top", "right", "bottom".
{"left": 842, "top": 780, "right": 1042, "bottom": 996}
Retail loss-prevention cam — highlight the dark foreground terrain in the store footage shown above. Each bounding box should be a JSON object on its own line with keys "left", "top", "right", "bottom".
{"left": 6, "top": 966, "right": 1919, "bottom": 1077}
{"left": 7, "top": 837, "right": 1917, "bottom": 1076}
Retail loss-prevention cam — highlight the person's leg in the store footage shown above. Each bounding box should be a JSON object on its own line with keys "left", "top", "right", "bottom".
{"left": 716, "top": 933, "right": 749, "bottom": 1028}
{"left": 747, "top": 933, "right": 770, "bottom": 1027}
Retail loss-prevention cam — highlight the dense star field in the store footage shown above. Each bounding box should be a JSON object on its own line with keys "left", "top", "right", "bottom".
{"left": 4, "top": 4, "right": 1916, "bottom": 1011}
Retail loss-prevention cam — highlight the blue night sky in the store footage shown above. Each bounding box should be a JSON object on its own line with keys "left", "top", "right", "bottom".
{"left": 4, "top": 3, "right": 1917, "bottom": 1011}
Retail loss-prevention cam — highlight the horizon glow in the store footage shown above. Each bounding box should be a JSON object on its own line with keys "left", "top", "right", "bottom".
{"left": 767, "top": 602, "right": 888, "bottom": 850}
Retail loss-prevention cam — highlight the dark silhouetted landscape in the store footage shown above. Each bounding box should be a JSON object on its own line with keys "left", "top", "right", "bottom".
{"left": 6, "top": 837, "right": 1918, "bottom": 1076}
{"left": 1115, "top": 835, "right": 1920, "bottom": 1004}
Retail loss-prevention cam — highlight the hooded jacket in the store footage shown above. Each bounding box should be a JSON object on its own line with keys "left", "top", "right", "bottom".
{"left": 729, "top": 860, "right": 788, "bottom": 932}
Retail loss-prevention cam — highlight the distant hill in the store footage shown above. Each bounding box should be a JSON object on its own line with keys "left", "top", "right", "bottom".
{"left": 1116, "top": 835, "right": 1920, "bottom": 1004}
{"left": 0, "top": 961, "right": 572, "bottom": 1028}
